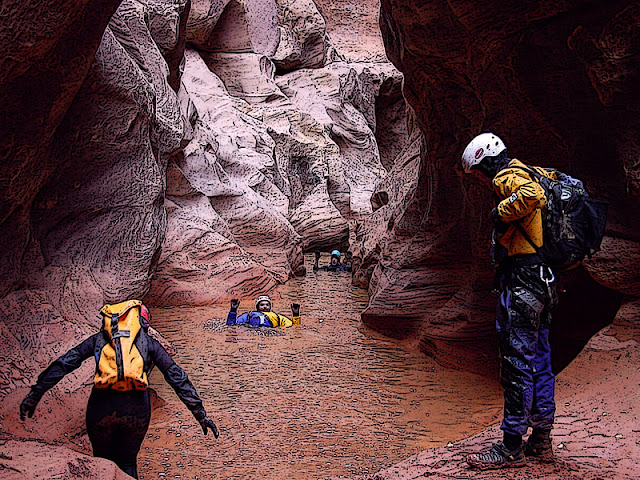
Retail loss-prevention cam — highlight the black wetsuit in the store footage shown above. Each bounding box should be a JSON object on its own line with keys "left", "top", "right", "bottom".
{"left": 314, "top": 262, "right": 351, "bottom": 272}
{"left": 27, "top": 330, "right": 205, "bottom": 479}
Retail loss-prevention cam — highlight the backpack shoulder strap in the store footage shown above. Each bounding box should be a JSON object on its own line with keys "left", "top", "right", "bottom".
{"left": 135, "top": 327, "right": 151, "bottom": 372}
{"left": 502, "top": 164, "right": 544, "bottom": 183}
{"left": 513, "top": 221, "right": 541, "bottom": 253}
{"left": 93, "top": 329, "right": 108, "bottom": 364}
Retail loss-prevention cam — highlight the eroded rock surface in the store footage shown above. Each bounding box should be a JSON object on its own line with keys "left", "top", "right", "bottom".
{"left": 0, "top": 441, "right": 132, "bottom": 480}
{"left": 147, "top": 0, "right": 409, "bottom": 303}
{"left": 353, "top": 0, "right": 640, "bottom": 372}
{"left": 0, "top": 0, "right": 408, "bottom": 371}
{"left": 0, "top": 0, "right": 123, "bottom": 300}
{"left": 187, "top": 0, "right": 280, "bottom": 55}
{"left": 0, "top": 16, "right": 408, "bottom": 478}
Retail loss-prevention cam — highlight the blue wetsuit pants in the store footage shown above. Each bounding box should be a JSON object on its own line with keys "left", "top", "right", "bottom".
{"left": 496, "top": 263, "right": 558, "bottom": 436}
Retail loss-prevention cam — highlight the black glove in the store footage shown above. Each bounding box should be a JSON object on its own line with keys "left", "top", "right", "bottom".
{"left": 199, "top": 416, "right": 219, "bottom": 438}
{"left": 491, "top": 207, "right": 509, "bottom": 234}
{"left": 291, "top": 303, "right": 300, "bottom": 316}
{"left": 20, "top": 391, "right": 40, "bottom": 421}
{"left": 345, "top": 251, "right": 353, "bottom": 260}
{"left": 230, "top": 299, "right": 239, "bottom": 313}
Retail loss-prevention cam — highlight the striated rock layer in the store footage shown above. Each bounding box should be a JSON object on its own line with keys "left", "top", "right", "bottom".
{"left": 0, "top": 0, "right": 408, "bottom": 474}
{"left": 146, "top": 0, "right": 410, "bottom": 304}
{"left": 0, "top": 0, "right": 408, "bottom": 440}
{"left": 353, "top": 0, "right": 640, "bottom": 372}
{"left": 0, "top": 440, "right": 133, "bottom": 480}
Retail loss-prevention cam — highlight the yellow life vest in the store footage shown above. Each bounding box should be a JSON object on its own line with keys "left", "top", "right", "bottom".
{"left": 94, "top": 300, "right": 148, "bottom": 391}
{"left": 263, "top": 311, "right": 299, "bottom": 327}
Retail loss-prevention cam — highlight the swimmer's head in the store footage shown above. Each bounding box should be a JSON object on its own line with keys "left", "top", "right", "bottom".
{"left": 255, "top": 295, "right": 272, "bottom": 312}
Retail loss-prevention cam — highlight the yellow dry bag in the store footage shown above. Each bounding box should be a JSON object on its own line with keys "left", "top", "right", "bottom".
{"left": 94, "top": 300, "right": 149, "bottom": 391}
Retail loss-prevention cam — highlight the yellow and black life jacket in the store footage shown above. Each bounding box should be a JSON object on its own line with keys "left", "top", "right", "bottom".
{"left": 94, "top": 300, "right": 149, "bottom": 391}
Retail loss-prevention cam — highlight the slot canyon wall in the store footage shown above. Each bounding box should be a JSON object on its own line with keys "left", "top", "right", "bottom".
{"left": 0, "top": 1, "right": 415, "bottom": 465}
{"left": 353, "top": 0, "right": 640, "bottom": 372}
{"left": 1, "top": 0, "right": 639, "bottom": 477}
{"left": 0, "top": 0, "right": 409, "bottom": 394}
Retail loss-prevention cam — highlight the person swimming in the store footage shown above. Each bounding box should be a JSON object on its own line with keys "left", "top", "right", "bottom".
{"left": 313, "top": 250, "right": 352, "bottom": 272}
{"left": 226, "top": 295, "right": 301, "bottom": 327}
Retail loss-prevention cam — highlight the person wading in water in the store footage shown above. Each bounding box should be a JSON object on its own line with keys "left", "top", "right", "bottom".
{"left": 226, "top": 294, "right": 301, "bottom": 327}
{"left": 20, "top": 300, "right": 218, "bottom": 478}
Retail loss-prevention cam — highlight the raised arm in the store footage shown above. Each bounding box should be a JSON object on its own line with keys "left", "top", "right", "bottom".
{"left": 226, "top": 299, "right": 240, "bottom": 325}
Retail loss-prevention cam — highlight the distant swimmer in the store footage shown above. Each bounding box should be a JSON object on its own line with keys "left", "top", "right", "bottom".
{"left": 226, "top": 295, "right": 301, "bottom": 327}
{"left": 313, "top": 250, "right": 352, "bottom": 272}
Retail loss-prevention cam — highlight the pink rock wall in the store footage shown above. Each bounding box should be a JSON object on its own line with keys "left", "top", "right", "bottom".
{"left": 0, "top": 0, "right": 406, "bottom": 474}
{"left": 147, "top": 0, "right": 411, "bottom": 304}
{"left": 0, "top": 0, "right": 123, "bottom": 300}
{"left": 0, "top": 2, "right": 190, "bottom": 458}
{"left": 354, "top": 0, "right": 639, "bottom": 371}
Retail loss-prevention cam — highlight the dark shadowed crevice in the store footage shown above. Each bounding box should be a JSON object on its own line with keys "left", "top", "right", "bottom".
{"left": 373, "top": 77, "right": 409, "bottom": 170}
{"left": 550, "top": 267, "right": 624, "bottom": 373}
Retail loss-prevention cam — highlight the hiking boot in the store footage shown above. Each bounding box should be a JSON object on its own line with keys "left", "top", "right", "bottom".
{"left": 466, "top": 441, "right": 526, "bottom": 470}
{"left": 524, "top": 435, "right": 554, "bottom": 463}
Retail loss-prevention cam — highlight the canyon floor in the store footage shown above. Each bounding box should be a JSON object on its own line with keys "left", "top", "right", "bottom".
{"left": 139, "top": 254, "right": 502, "bottom": 479}
{"left": 1, "top": 255, "right": 638, "bottom": 479}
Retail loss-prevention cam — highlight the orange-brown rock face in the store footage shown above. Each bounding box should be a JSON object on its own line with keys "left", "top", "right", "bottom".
{"left": 0, "top": 0, "right": 407, "bottom": 310}
{"left": 351, "top": 300, "right": 640, "bottom": 480}
{"left": 0, "top": 0, "right": 409, "bottom": 409}
{"left": 354, "top": 0, "right": 640, "bottom": 371}
{"left": 0, "top": 1, "right": 409, "bottom": 473}
{"left": 0, "top": 1, "right": 190, "bottom": 471}
{"left": 0, "top": 0, "right": 123, "bottom": 300}
{"left": 146, "top": 0, "right": 410, "bottom": 304}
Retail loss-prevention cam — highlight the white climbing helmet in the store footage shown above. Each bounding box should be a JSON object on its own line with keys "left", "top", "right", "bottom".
{"left": 461, "top": 133, "right": 506, "bottom": 173}
{"left": 255, "top": 295, "right": 271, "bottom": 310}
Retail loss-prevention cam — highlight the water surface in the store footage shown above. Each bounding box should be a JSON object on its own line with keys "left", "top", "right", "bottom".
{"left": 140, "top": 254, "right": 501, "bottom": 479}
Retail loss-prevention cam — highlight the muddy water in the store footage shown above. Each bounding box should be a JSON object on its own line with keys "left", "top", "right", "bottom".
{"left": 139, "top": 254, "right": 501, "bottom": 479}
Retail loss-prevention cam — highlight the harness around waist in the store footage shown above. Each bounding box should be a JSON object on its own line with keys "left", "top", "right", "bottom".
{"left": 501, "top": 253, "right": 544, "bottom": 269}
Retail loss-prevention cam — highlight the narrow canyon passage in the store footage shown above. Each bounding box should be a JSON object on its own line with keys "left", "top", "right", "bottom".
{"left": 140, "top": 254, "right": 502, "bottom": 479}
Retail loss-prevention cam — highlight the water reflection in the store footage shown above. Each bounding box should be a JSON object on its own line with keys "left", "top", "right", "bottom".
{"left": 140, "top": 254, "right": 501, "bottom": 479}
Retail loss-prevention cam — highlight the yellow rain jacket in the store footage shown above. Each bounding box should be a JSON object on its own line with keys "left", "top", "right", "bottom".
{"left": 263, "top": 311, "right": 300, "bottom": 328}
{"left": 492, "top": 159, "right": 557, "bottom": 256}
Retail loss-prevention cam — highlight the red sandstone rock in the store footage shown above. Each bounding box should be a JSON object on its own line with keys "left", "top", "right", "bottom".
{"left": 0, "top": 441, "right": 132, "bottom": 480}
{"left": 0, "top": 1, "right": 638, "bottom": 479}
{"left": 353, "top": 0, "right": 640, "bottom": 371}
{"left": 314, "top": 0, "right": 387, "bottom": 63}
{"left": 344, "top": 299, "right": 640, "bottom": 480}
{"left": 187, "top": 0, "right": 280, "bottom": 55}
{"left": 0, "top": 0, "right": 122, "bottom": 299}
{"left": 146, "top": 34, "right": 407, "bottom": 298}
{"left": 26, "top": 0, "right": 189, "bottom": 309}
{"left": 272, "top": 0, "right": 331, "bottom": 70}
{"left": 0, "top": 0, "right": 406, "bottom": 312}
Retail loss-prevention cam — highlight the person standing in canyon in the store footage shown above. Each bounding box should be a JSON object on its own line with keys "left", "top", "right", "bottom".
{"left": 19, "top": 300, "right": 218, "bottom": 479}
{"left": 313, "top": 250, "right": 352, "bottom": 272}
{"left": 226, "top": 294, "right": 301, "bottom": 327}
{"left": 461, "top": 133, "right": 558, "bottom": 470}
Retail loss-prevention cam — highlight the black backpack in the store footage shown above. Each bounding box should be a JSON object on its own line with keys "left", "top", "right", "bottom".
{"left": 512, "top": 165, "right": 608, "bottom": 270}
